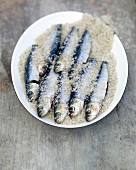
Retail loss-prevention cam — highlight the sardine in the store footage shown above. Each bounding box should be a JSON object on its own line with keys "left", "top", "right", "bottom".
{"left": 39, "top": 24, "right": 62, "bottom": 77}
{"left": 37, "top": 65, "right": 58, "bottom": 117}
{"left": 68, "top": 29, "right": 91, "bottom": 79}
{"left": 54, "top": 27, "right": 78, "bottom": 72}
{"left": 54, "top": 72, "right": 70, "bottom": 123}
{"left": 69, "top": 58, "right": 96, "bottom": 118}
{"left": 25, "top": 45, "right": 39, "bottom": 102}
{"left": 85, "top": 61, "right": 108, "bottom": 122}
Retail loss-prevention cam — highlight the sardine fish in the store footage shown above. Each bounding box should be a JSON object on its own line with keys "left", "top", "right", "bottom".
{"left": 85, "top": 61, "right": 108, "bottom": 122}
{"left": 69, "top": 58, "right": 96, "bottom": 118}
{"left": 54, "top": 27, "right": 78, "bottom": 73}
{"left": 68, "top": 30, "right": 91, "bottom": 79}
{"left": 25, "top": 45, "right": 39, "bottom": 102}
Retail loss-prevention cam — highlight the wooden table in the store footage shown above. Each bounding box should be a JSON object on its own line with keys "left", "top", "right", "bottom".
{"left": 0, "top": 0, "right": 136, "bottom": 169}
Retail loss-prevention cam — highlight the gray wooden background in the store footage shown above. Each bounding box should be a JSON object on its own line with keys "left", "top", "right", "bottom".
{"left": 0, "top": 0, "right": 136, "bottom": 170}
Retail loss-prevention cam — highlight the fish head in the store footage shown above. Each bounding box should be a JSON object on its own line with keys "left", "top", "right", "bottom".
{"left": 69, "top": 98, "right": 84, "bottom": 118}
{"left": 68, "top": 64, "right": 75, "bottom": 79}
{"left": 39, "top": 59, "right": 52, "bottom": 76}
{"left": 38, "top": 64, "right": 46, "bottom": 76}
{"left": 37, "top": 106, "right": 49, "bottom": 118}
{"left": 27, "top": 83, "right": 39, "bottom": 102}
{"left": 54, "top": 58, "right": 65, "bottom": 72}
{"left": 54, "top": 103, "right": 68, "bottom": 124}
{"left": 86, "top": 102, "right": 100, "bottom": 122}
{"left": 37, "top": 96, "right": 51, "bottom": 117}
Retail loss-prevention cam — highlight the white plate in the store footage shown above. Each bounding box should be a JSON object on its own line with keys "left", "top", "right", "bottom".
{"left": 11, "top": 11, "right": 128, "bottom": 128}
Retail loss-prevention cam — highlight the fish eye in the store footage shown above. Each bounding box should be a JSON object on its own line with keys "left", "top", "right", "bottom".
{"left": 42, "top": 65, "right": 46, "bottom": 69}
{"left": 71, "top": 69, "right": 74, "bottom": 73}
{"left": 56, "top": 112, "right": 61, "bottom": 116}
{"left": 39, "top": 106, "right": 43, "bottom": 110}
{"left": 57, "top": 63, "right": 61, "bottom": 66}
{"left": 69, "top": 106, "right": 75, "bottom": 112}
{"left": 28, "top": 91, "right": 33, "bottom": 95}
{"left": 86, "top": 107, "right": 91, "bottom": 112}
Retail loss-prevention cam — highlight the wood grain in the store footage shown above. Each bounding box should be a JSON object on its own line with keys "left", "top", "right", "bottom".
{"left": 0, "top": 0, "right": 136, "bottom": 169}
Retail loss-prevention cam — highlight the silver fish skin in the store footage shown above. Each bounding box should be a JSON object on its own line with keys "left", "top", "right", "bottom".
{"left": 25, "top": 45, "right": 39, "bottom": 102}
{"left": 68, "top": 29, "right": 91, "bottom": 79}
{"left": 85, "top": 61, "right": 108, "bottom": 122}
{"left": 39, "top": 24, "right": 62, "bottom": 77}
{"left": 54, "top": 27, "right": 78, "bottom": 73}
{"left": 69, "top": 58, "right": 96, "bottom": 118}
{"left": 37, "top": 65, "right": 59, "bottom": 117}
{"left": 54, "top": 72, "right": 70, "bottom": 124}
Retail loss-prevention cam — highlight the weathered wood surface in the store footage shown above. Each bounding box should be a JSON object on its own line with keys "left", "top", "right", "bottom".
{"left": 0, "top": 0, "right": 136, "bottom": 169}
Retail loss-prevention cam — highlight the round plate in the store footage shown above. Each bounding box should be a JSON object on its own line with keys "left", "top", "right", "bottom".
{"left": 11, "top": 11, "right": 128, "bottom": 128}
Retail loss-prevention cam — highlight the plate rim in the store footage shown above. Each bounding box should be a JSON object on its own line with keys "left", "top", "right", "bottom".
{"left": 11, "top": 11, "right": 128, "bottom": 128}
